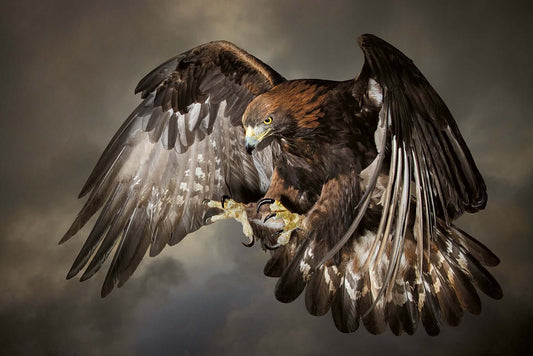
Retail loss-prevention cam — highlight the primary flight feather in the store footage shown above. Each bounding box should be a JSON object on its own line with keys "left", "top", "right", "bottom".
{"left": 62, "top": 34, "right": 501, "bottom": 335}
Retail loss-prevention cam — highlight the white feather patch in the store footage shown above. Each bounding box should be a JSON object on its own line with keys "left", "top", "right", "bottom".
{"left": 300, "top": 260, "right": 312, "bottom": 277}
{"left": 368, "top": 78, "right": 383, "bottom": 106}
{"left": 195, "top": 167, "right": 205, "bottom": 179}
{"left": 324, "top": 265, "right": 339, "bottom": 293}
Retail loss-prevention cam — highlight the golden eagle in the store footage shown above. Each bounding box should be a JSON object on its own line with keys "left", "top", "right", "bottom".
{"left": 61, "top": 34, "right": 501, "bottom": 335}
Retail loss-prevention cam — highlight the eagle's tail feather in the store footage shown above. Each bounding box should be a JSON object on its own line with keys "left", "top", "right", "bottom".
{"left": 263, "top": 235, "right": 299, "bottom": 277}
{"left": 331, "top": 259, "right": 361, "bottom": 332}
{"left": 274, "top": 237, "right": 315, "bottom": 303}
{"left": 427, "top": 250, "right": 464, "bottom": 327}
{"left": 435, "top": 225, "right": 502, "bottom": 300}
{"left": 305, "top": 263, "right": 341, "bottom": 316}
{"left": 385, "top": 266, "right": 419, "bottom": 335}
{"left": 359, "top": 271, "right": 388, "bottom": 334}
{"left": 263, "top": 210, "right": 500, "bottom": 335}
{"left": 419, "top": 269, "right": 441, "bottom": 335}
{"left": 267, "top": 220, "right": 500, "bottom": 335}
{"left": 345, "top": 222, "right": 500, "bottom": 335}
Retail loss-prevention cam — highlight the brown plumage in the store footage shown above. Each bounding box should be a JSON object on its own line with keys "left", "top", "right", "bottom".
{"left": 61, "top": 34, "right": 501, "bottom": 335}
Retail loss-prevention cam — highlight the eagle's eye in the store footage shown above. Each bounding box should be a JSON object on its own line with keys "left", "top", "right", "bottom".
{"left": 263, "top": 116, "right": 273, "bottom": 125}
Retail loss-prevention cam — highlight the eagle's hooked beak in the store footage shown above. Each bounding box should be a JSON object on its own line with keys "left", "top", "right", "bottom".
{"left": 245, "top": 126, "right": 258, "bottom": 154}
{"left": 244, "top": 126, "right": 270, "bottom": 154}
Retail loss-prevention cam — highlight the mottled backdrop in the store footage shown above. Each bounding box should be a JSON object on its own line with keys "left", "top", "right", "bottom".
{"left": 1, "top": 0, "right": 532, "bottom": 355}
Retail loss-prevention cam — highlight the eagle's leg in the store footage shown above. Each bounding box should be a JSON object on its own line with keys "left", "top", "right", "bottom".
{"left": 258, "top": 198, "right": 302, "bottom": 248}
{"left": 203, "top": 198, "right": 255, "bottom": 247}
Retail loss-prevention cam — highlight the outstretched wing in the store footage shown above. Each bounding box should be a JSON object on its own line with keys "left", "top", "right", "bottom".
{"left": 349, "top": 33, "right": 490, "bottom": 299}
{"left": 331, "top": 34, "right": 498, "bottom": 334}
{"left": 61, "top": 41, "right": 285, "bottom": 297}
{"left": 358, "top": 34, "right": 487, "bottom": 217}
{"left": 267, "top": 34, "right": 500, "bottom": 335}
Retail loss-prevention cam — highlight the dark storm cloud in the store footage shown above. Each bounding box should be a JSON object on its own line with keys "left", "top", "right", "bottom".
{"left": 1, "top": 0, "right": 533, "bottom": 355}
{"left": 0, "top": 255, "right": 187, "bottom": 354}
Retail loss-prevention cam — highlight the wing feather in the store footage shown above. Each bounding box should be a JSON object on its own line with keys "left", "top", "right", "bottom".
{"left": 305, "top": 264, "right": 341, "bottom": 316}
{"left": 337, "top": 34, "right": 499, "bottom": 334}
{"left": 331, "top": 260, "right": 360, "bottom": 333}
{"left": 358, "top": 34, "right": 487, "bottom": 218}
{"left": 310, "top": 34, "right": 500, "bottom": 335}
{"left": 62, "top": 41, "right": 284, "bottom": 296}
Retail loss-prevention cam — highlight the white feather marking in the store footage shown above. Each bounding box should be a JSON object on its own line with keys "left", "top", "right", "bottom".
{"left": 352, "top": 230, "right": 376, "bottom": 265}
{"left": 324, "top": 265, "right": 339, "bottom": 293}
{"left": 406, "top": 287, "right": 414, "bottom": 302}
{"left": 457, "top": 254, "right": 468, "bottom": 270}
{"left": 430, "top": 270, "right": 442, "bottom": 293}
{"left": 175, "top": 194, "right": 184, "bottom": 206}
{"left": 368, "top": 78, "right": 383, "bottom": 106}
{"left": 300, "top": 260, "right": 311, "bottom": 277}
{"left": 194, "top": 182, "right": 203, "bottom": 192}
{"left": 179, "top": 182, "right": 188, "bottom": 191}
{"left": 305, "top": 246, "right": 315, "bottom": 259}
{"left": 345, "top": 275, "right": 358, "bottom": 300}
{"left": 195, "top": 167, "right": 205, "bottom": 179}
{"left": 446, "top": 239, "right": 454, "bottom": 256}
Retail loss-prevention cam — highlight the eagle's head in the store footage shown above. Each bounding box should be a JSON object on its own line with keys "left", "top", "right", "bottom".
{"left": 241, "top": 103, "right": 277, "bottom": 154}
{"left": 242, "top": 81, "right": 327, "bottom": 154}
{"left": 241, "top": 94, "right": 291, "bottom": 154}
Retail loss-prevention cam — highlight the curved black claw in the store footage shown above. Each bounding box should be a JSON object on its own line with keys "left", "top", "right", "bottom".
{"left": 256, "top": 198, "right": 275, "bottom": 213}
{"left": 202, "top": 198, "right": 210, "bottom": 206}
{"left": 241, "top": 237, "right": 255, "bottom": 248}
{"left": 203, "top": 209, "right": 218, "bottom": 225}
{"left": 221, "top": 195, "right": 231, "bottom": 209}
{"left": 263, "top": 241, "right": 282, "bottom": 250}
{"left": 263, "top": 213, "right": 277, "bottom": 223}
{"left": 262, "top": 229, "right": 284, "bottom": 250}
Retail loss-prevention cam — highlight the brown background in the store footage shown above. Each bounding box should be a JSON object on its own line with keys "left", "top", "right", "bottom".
{"left": 1, "top": 0, "right": 532, "bottom": 354}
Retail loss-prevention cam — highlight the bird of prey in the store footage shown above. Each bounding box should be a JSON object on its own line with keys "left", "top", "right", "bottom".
{"left": 61, "top": 34, "right": 502, "bottom": 335}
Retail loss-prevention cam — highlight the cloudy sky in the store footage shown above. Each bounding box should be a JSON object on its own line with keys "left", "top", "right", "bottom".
{"left": 1, "top": 0, "right": 532, "bottom": 354}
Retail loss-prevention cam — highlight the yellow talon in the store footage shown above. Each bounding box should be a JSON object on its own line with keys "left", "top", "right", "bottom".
{"left": 205, "top": 198, "right": 254, "bottom": 243}
{"left": 262, "top": 200, "right": 302, "bottom": 246}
